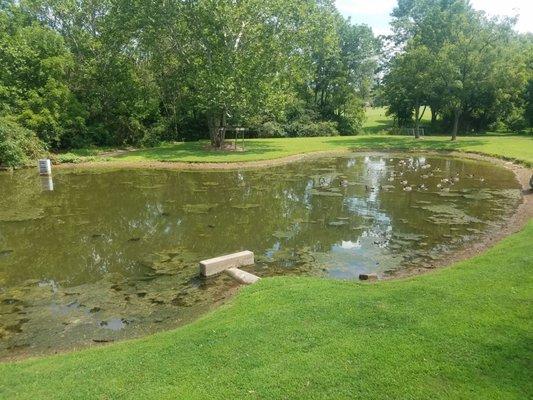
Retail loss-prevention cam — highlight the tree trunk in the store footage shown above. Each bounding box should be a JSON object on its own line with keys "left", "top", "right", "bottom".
{"left": 207, "top": 107, "right": 227, "bottom": 148}
{"left": 451, "top": 108, "right": 461, "bottom": 141}
{"left": 414, "top": 105, "right": 420, "bottom": 139}
{"left": 430, "top": 107, "right": 437, "bottom": 127}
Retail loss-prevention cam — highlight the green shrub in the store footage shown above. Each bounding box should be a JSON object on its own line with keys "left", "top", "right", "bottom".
{"left": 0, "top": 118, "right": 46, "bottom": 167}
{"left": 255, "top": 121, "right": 286, "bottom": 138}
{"left": 52, "top": 153, "right": 82, "bottom": 164}
{"left": 287, "top": 120, "right": 339, "bottom": 137}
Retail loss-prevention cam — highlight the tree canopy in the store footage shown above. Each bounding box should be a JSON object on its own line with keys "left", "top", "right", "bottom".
{"left": 0, "top": 0, "right": 531, "bottom": 167}
{"left": 0, "top": 0, "right": 380, "bottom": 154}
{"left": 382, "top": 0, "right": 532, "bottom": 139}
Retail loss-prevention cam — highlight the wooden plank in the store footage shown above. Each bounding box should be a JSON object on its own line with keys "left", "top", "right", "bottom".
{"left": 199, "top": 250, "right": 254, "bottom": 277}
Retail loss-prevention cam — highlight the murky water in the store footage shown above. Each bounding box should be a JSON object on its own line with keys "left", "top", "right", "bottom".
{"left": 0, "top": 153, "right": 521, "bottom": 358}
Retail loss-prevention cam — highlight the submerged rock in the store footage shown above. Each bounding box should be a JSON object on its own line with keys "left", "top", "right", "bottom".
{"left": 359, "top": 273, "right": 378, "bottom": 281}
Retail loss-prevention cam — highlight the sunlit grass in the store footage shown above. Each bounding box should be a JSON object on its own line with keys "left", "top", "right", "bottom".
{"left": 94, "top": 135, "right": 533, "bottom": 166}
{"left": 2, "top": 222, "right": 532, "bottom": 399}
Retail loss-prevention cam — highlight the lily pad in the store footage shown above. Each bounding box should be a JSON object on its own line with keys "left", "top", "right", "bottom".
{"left": 231, "top": 204, "right": 261, "bottom": 209}
{"left": 310, "top": 189, "right": 343, "bottom": 197}
{"left": 182, "top": 203, "right": 218, "bottom": 214}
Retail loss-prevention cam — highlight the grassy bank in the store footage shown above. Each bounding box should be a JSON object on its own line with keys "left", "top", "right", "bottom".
{"left": 59, "top": 135, "right": 533, "bottom": 167}
{"left": 362, "top": 106, "right": 431, "bottom": 134}
{"left": 1, "top": 222, "right": 532, "bottom": 399}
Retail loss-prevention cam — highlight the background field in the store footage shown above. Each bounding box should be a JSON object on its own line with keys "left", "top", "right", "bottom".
{"left": 60, "top": 134, "right": 533, "bottom": 167}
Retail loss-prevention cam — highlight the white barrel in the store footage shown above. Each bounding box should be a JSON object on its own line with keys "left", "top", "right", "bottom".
{"left": 38, "top": 159, "right": 52, "bottom": 175}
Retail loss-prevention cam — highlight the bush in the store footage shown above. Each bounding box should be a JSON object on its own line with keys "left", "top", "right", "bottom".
{"left": 336, "top": 96, "right": 365, "bottom": 135}
{"left": 52, "top": 153, "right": 83, "bottom": 164}
{"left": 0, "top": 118, "right": 46, "bottom": 168}
{"left": 287, "top": 120, "right": 339, "bottom": 137}
{"left": 254, "top": 121, "right": 286, "bottom": 138}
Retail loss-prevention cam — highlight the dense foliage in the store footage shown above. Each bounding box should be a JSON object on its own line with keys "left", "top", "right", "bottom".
{"left": 381, "top": 0, "right": 533, "bottom": 138}
{"left": 1, "top": 0, "right": 531, "bottom": 166}
{"left": 0, "top": 0, "right": 379, "bottom": 157}
{"left": 0, "top": 117, "right": 45, "bottom": 167}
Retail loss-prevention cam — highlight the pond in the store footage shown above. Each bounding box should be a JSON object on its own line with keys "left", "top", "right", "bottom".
{"left": 0, "top": 153, "right": 522, "bottom": 359}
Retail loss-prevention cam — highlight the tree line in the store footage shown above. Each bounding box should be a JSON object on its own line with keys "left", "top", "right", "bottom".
{"left": 0, "top": 0, "right": 532, "bottom": 167}
{"left": 0, "top": 0, "right": 379, "bottom": 166}
{"left": 380, "top": 0, "right": 532, "bottom": 139}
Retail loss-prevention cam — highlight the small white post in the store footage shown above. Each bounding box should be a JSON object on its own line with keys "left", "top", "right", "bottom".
{"left": 38, "top": 159, "right": 52, "bottom": 175}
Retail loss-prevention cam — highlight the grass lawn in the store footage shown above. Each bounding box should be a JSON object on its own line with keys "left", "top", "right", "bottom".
{"left": 362, "top": 106, "right": 432, "bottom": 133}
{"left": 362, "top": 106, "right": 394, "bottom": 133}
{"left": 8, "top": 122, "right": 533, "bottom": 398}
{"left": 56, "top": 108, "right": 532, "bottom": 166}
{"left": 1, "top": 222, "right": 532, "bottom": 399}
{"left": 64, "top": 135, "right": 533, "bottom": 167}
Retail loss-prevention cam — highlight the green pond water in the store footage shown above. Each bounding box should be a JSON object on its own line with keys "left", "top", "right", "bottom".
{"left": 0, "top": 153, "right": 521, "bottom": 358}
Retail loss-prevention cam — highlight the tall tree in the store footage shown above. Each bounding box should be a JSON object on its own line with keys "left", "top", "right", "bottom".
{"left": 384, "top": 0, "right": 529, "bottom": 139}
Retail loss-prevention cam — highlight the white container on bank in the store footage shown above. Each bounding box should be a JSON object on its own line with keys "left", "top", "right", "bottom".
{"left": 38, "top": 159, "right": 52, "bottom": 175}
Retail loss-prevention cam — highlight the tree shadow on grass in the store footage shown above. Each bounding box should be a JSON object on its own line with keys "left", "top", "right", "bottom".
{"left": 113, "top": 140, "right": 283, "bottom": 161}
{"left": 324, "top": 136, "right": 489, "bottom": 153}
{"left": 362, "top": 119, "right": 392, "bottom": 135}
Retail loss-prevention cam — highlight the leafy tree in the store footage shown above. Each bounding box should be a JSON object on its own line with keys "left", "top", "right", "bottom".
{"left": 301, "top": 13, "right": 378, "bottom": 135}
{"left": 24, "top": 0, "right": 161, "bottom": 146}
{"left": 383, "top": 44, "right": 433, "bottom": 137}
{"left": 384, "top": 0, "right": 530, "bottom": 139}
{"left": 0, "top": 116, "right": 45, "bottom": 167}
{"left": 0, "top": 5, "right": 86, "bottom": 148}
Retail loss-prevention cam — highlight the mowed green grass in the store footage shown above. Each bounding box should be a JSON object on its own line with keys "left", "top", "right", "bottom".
{"left": 362, "top": 106, "right": 393, "bottom": 133}
{"left": 1, "top": 222, "right": 532, "bottom": 399}
{"left": 59, "top": 108, "right": 532, "bottom": 166}
{"left": 100, "top": 135, "right": 533, "bottom": 166}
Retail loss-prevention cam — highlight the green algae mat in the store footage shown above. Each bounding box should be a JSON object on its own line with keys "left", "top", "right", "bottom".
{"left": 0, "top": 153, "right": 522, "bottom": 359}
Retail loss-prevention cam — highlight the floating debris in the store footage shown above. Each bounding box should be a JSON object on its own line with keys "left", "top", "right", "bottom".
{"left": 0, "top": 250, "right": 14, "bottom": 257}
{"left": 0, "top": 208, "right": 44, "bottom": 223}
{"left": 328, "top": 221, "right": 348, "bottom": 227}
{"left": 272, "top": 231, "right": 291, "bottom": 239}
